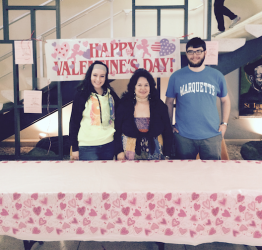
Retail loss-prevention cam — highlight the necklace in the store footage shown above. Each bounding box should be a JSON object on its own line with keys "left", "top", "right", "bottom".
{"left": 136, "top": 96, "right": 148, "bottom": 102}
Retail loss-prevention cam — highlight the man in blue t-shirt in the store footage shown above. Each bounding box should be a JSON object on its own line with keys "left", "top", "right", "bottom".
{"left": 165, "top": 37, "right": 231, "bottom": 160}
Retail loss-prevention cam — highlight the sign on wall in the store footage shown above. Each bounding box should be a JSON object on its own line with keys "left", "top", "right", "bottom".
{"left": 45, "top": 37, "right": 181, "bottom": 81}
{"left": 239, "top": 56, "right": 262, "bottom": 117}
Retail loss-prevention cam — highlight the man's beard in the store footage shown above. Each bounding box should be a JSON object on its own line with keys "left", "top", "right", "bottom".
{"left": 188, "top": 56, "right": 205, "bottom": 68}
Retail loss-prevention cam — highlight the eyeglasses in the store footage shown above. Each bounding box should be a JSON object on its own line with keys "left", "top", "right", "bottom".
{"left": 186, "top": 50, "right": 205, "bottom": 55}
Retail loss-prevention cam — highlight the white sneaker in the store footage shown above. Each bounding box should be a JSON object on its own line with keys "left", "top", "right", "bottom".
{"left": 229, "top": 16, "right": 241, "bottom": 28}
{"left": 212, "top": 31, "right": 225, "bottom": 37}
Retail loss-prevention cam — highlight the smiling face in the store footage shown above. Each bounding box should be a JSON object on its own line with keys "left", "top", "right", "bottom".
{"left": 91, "top": 68, "right": 106, "bottom": 93}
{"left": 135, "top": 77, "right": 150, "bottom": 99}
{"left": 186, "top": 46, "right": 207, "bottom": 68}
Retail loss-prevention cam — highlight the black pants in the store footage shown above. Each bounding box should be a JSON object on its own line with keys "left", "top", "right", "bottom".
{"left": 214, "top": 0, "right": 237, "bottom": 31}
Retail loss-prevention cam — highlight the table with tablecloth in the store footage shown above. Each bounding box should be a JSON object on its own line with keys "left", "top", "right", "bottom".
{"left": 0, "top": 160, "right": 262, "bottom": 246}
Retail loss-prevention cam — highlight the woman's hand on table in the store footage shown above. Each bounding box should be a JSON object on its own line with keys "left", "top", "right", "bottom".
{"left": 117, "top": 152, "right": 126, "bottom": 160}
{"left": 71, "top": 151, "right": 79, "bottom": 160}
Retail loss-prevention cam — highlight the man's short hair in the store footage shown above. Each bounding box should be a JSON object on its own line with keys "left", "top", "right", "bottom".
{"left": 244, "top": 57, "right": 262, "bottom": 75}
{"left": 186, "top": 37, "right": 206, "bottom": 51}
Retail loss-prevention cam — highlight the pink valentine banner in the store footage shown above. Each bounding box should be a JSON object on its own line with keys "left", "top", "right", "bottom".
{"left": 45, "top": 37, "right": 181, "bottom": 81}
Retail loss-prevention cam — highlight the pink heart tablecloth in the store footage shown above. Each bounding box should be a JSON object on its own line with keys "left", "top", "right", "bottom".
{"left": 0, "top": 160, "right": 262, "bottom": 245}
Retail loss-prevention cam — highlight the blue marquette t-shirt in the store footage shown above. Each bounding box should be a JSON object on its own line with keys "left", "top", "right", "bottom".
{"left": 166, "top": 66, "right": 228, "bottom": 140}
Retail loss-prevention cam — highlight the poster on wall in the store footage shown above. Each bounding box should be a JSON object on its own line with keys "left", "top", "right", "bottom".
{"left": 239, "top": 56, "right": 262, "bottom": 117}
{"left": 45, "top": 37, "right": 181, "bottom": 81}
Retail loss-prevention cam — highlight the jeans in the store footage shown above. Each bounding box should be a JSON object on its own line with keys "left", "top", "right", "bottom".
{"left": 214, "top": 0, "right": 237, "bottom": 31}
{"left": 79, "top": 141, "right": 114, "bottom": 160}
{"left": 174, "top": 133, "right": 222, "bottom": 160}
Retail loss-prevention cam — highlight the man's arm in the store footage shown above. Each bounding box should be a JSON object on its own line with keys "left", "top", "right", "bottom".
{"left": 219, "top": 94, "right": 231, "bottom": 138}
{"left": 165, "top": 97, "right": 178, "bottom": 133}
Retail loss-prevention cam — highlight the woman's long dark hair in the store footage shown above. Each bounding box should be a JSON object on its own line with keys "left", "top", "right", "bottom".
{"left": 122, "top": 68, "right": 159, "bottom": 105}
{"left": 77, "top": 61, "right": 111, "bottom": 100}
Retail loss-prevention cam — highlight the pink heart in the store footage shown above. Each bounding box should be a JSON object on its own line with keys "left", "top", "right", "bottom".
{"left": 121, "top": 207, "right": 130, "bottom": 216}
{"left": 45, "top": 209, "right": 53, "bottom": 216}
{"left": 133, "top": 209, "right": 141, "bottom": 216}
{"left": 104, "top": 203, "right": 111, "bottom": 210}
{"left": 90, "top": 227, "right": 98, "bottom": 234}
{"left": 222, "top": 227, "right": 230, "bottom": 234}
{"left": 24, "top": 199, "right": 31, "bottom": 208}
{"left": 190, "top": 215, "right": 197, "bottom": 221}
{"left": 84, "top": 197, "right": 92, "bottom": 205}
{"left": 146, "top": 192, "right": 154, "bottom": 200}
{"left": 60, "top": 202, "right": 66, "bottom": 210}
{"left": 107, "top": 223, "right": 115, "bottom": 229}
{"left": 190, "top": 230, "right": 196, "bottom": 238}
{"left": 100, "top": 228, "right": 107, "bottom": 235}
{"left": 22, "top": 209, "right": 30, "bottom": 218}
{"left": 95, "top": 44, "right": 102, "bottom": 51}
{"left": 58, "top": 192, "right": 65, "bottom": 200}
{"left": 206, "top": 219, "right": 212, "bottom": 225}
{"left": 165, "top": 193, "right": 172, "bottom": 201}
{"left": 71, "top": 218, "right": 78, "bottom": 224}
{"left": 200, "top": 210, "right": 208, "bottom": 220}
{"left": 250, "top": 220, "right": 256, "bottom": 227}
{"left": 89, "top": 209, "right": 97, "bottom": 217}
{"left": 222, "top": 209, "right": 231, "bottom": 217}
{"left": 172, "top": 218, "right": 180, "bottom": 227}
{"left": 235, "top": 216, "right": 241, "bottom": 222}
{"left": 39, "top": 197, "right": 47, "bottom": 205}
{"left": 134, "top": 227, "right": 142, "bottom": 234}
{"left": 145, "top": 229, "right": 151, "bottom": 236}
{"left": 120, "top": 193, "right": 127, "bottom": 200}
{"left": 209, "top": 227, "right": 216, "bottom": 235}
{"left": 194, "top": 203, "right": 201, "bottom": 211}
{"left": 76, "top": 227, "right": 84, "bottom": 234}
{"left": 145, "top": 214, "right": 152, "bottom": 220}
{"left": 211, "top": 207, "right": 219, "bottom": 216}
{"left": 179, "top": 228, "right": 187, "bottom": 235}
{"left": 1, "top": 209, "right": 9, "bottom": 216}
{"left": 46, "top": 226, "right": 54, "bottom": 233}
{"left": 151, "top": 223, "right": 159, "bottom": 230}
{"left": 219, "top": 198, "right": 226, "bottom": 206}
{"left": 129, "top": 197, "right": 136, "bottom": 205}
{"left": 233, "top": 230, "right": 239, "bottom": 237}
{"left": 254, "top": 231, "right": 262, "bottom": 238}
{"left": 83, "top": 41, "right": 89, "bottom": 47}
{"left": 202, "top": 199, "right": 210, "bottom": 209}
{"left": 66, "top": 209, "right": 74, "bottom": 218}
{"left": 13, "top": 193, "right": 21, "bottom": 200}
{"left": 178, "top": 209, "right": 186, "bottom": 217}
{"left": 101, "top": 214, "right": 108, "bottom": 220}
{"left": 116, "top": 217, "right": 122, "bottom": 224}
{"left": 83, "top": 218, "right": 91, "bottom": 226}
{"left": 51, "top": 53, "right": 57, "bottom": 59}
{"left": 13, "top": 214, "right": 19, "bottom": 220}
{"left": 32, "top": 227, "right": 41, "bottom": 234}
{"left": 102, "top": 192, "right": 110, "bottom": 200}
{"left": 19, "top": 222, "right": 26, "bottom": 229}
{"left": 52, "top": 65, "right": 58, "bottom": 72}
{"left": 248, "top": 202, "right": 255, "bottom": 211}
{"left": 75, "top": 193, "right": 83, "bottom": 200}
{"left": 110, "top": 40, "right": 116, "bottom": 45}
{"left": 174, "top": 198, "right": 181, "bottom": 205}
{"left": 77, "top": 207, "right": 86, "bottom": 216}
{"left": 160, "top": 218, "right": 167, "bottom": 225}
{"left": 56, "top": 228, "right": 63, "bottom": 235}
{"left": 120, "top": 227, "right": 129, "bottom": 235}
{"left": 62, "top": 223, "right": 70, "bottom": 230}
{"left": 239, "top": 224, "right": 248, "bottom": 231}
{"left": 55, "top": 42, "right": 70, "bottom": 60}
{"left": 210, "top": 193, "right": 217, "bottom": 201}
{"left": 166, "top": 207, "right": 175, "bottom": 217}
{"left": 157, "top": 199, "right": 165, "bottom": 208}
{"left": 0, "top": 197, "right": 2, "bottom": 205}
{"left": 15, "top": 203, "right": 22, "bottom": 210}
{"left": 216, "top": 218, "right": 223, "bottom": 225}
{"left": 155, "top": 210, "right": 163, "bottom": 219}
{"left": 256, "top": 195, "right": 262, "bottom": 203}
{"left": 237, "top": 194, "right": 245, "bottom": 202}
{"left": 245, "top": 212, "right": 253, "bottom": 221}
{"left": 39, "top": 218, "right": 46, "bottom": 225}
{"left": 159, "top": 39, "right": 176, "bottom": 56}
{"left": 165, "top": 228, "right": 173, "bottom": 236}
{"left": 239, "top": 205, "right": 246, "bottom": 212}
{"left": 113, "top": 199, "right": 120, "bottom": 208}
{"left": 33, "top": 206, "right": 41, "bottom": 216}
{"left": 196, "top": 224, "right": 204, "bottom": 232}
{"left": 57, "top": 214, "right": 64, "bottom": 220}
{"left": 2, "top": 226, "right": 10, "bottom": 232}
{"left": 68, "top": 199, "right": 76, "bottom": 208}
{"left": 127, "top": 218, "right": 135, "bottom": 226}
{"left": 149, "top": 203, "right": 155, "bottom": 211}
{"left": 111, "top": 210, "right": 119, "bottom": 218}
{"left": 192, "top": 192, "right": 199, "bottom": 200}
{"left": 257, "top": 210, "right": 262, "bottom": 220}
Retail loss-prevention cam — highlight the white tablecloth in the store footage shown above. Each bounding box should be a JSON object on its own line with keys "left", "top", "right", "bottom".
{"left": 0, "top": 160, "right": 262, "bottom": 246}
